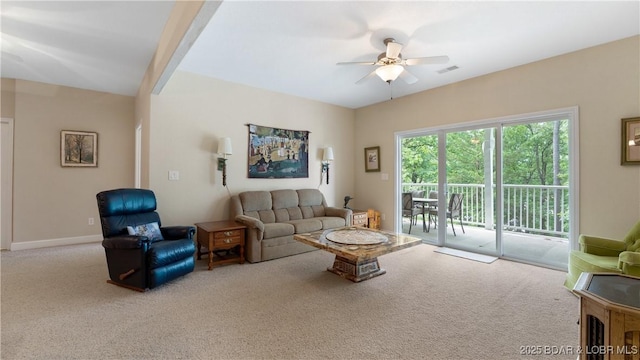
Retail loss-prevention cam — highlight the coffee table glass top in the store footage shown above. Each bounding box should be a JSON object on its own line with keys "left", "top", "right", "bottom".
{"left": 584, "top": 273, "right": 640, "bottom": 309}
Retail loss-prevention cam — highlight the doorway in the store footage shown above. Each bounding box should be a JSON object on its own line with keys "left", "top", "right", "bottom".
{"left": 1, "top": 118, "right": 14, "bottom": 250}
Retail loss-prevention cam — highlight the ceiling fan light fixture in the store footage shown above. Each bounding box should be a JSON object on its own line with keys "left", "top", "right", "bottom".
{"left": 375, "top": 64, "right": 403, "bottom": 82}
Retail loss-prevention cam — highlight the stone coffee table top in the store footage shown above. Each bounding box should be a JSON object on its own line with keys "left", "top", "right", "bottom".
{"left": 295, "top": 227, "right": 422, "bottom": 267}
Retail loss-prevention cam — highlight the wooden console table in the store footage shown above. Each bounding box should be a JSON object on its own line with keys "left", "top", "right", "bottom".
{"left": 573, "top": 272, "right": 640, "bottom": 360}
{"left": 195, "top": 220, "right": 246, "bottom": 270}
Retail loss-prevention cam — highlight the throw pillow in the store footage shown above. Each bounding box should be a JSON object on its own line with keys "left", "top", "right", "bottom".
{"left": 127, "top": 222, "right": 164, "bottom": 242}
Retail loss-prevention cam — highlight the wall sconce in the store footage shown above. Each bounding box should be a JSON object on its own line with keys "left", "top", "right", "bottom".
{"left": 217, "top": 137, "right": 232, "bottom": 186}
{"left": 322, "top": 147, "right": 334, "bottom": 185}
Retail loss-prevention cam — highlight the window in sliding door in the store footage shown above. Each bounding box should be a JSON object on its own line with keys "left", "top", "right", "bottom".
{"left": 397, "top": 108, "right": 577, "bottom": 270}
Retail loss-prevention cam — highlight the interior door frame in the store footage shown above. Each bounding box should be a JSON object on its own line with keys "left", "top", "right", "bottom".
{"left": 395, "top": 106, "right": 580, "bottom": 259}
{"left": 1, "top": 117, "right": 14, "bottom": 250}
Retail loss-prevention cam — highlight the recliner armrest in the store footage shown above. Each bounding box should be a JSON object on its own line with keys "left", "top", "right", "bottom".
{"left": 579, "top": 235, "right": 626, "bottom": 256}
{"left": 161, "top": 226, "right": 196, "bottom": 240}
{"left": 102, "top": 235, "right": 149, "bottom": 250}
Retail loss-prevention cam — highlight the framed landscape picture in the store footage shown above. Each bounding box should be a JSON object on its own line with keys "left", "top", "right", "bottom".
{"left": 364, "top": 146, "right": 380, "bottom": 172}
{"left": 61, "top": 130, "right": 98, "bottom": 167}
{"left": 621, "top": 117, "right": 640, "bottom": 165}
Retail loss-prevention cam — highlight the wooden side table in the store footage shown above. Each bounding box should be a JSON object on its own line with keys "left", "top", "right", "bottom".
{"left": 351, "top": 209, "right": 368, "bottom": 227}
{"left": 573, "top": 272, "right": 640, "bottom": 359}
{"left": 195, "top": 220, "right": 246, "bottom": 270}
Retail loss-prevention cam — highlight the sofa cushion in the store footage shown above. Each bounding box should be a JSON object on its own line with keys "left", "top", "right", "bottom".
{"left": 317, "top": 216, "right": 346, "bottom": 229}
{"left": 263, "top": 222, "right": 295, "bottom": 239}
{"left": 239, "top": 191, "right": 276, "bottom": 223}
{"left": 272, "top": 189, "right": 299, "bottom": 208}
{"left": 286, "top": 219, "right": 323, "bottom": 234}
{"left": 298, "top": 189, "right": 326, "bottom": 218}
{"left": 274, "top": 207, "right": 303, "bottom": 222}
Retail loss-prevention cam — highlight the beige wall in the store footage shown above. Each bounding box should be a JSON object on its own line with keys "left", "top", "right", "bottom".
{"left": 1, "top": 79, "right": 16, "bottom": 118}
{"left": 149, "top": 71, "right": 356, "bottom": 226}
{"left": 5, "top": 80, "right": 135, "bottom": 248}
{"left": 2, "top": 35, "right": 638, "bottom": 250}
{"left": 136, "top": 0, "right": 208, "bottom": 189}
{"left": 354, "top": 35, "right": 640, "bottom": 240}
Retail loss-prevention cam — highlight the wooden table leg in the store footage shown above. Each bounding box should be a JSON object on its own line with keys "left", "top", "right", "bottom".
{"left": 207, "top": 238, "right": 214, "bottom": 270}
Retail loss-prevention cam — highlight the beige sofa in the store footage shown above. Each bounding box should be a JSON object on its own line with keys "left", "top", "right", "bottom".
{"left": 230, "top": 189, "right": 351, "bottom": 263}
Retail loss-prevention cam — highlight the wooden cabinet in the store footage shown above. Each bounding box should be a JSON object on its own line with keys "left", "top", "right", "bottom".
{"left": 573, "top": 273, "right": 640, "bottom": 360}
{"left": 351, "top": 210, "right": 368, "bottom": 227}
{"left": 195, "top": 220, "right": 246, "bottom": 270}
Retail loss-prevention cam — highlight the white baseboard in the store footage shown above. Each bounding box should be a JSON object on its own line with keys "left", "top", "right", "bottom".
{"left": 10, "top": 234, "right": 102, "bottom": 251}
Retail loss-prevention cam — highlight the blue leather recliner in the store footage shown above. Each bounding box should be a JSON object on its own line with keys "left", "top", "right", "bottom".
{"left": 96, "top": 188, "right": 196, "bottom": 291}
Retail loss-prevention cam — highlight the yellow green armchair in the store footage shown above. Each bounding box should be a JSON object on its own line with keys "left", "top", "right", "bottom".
{"left": 564, "top": 220, "right": 640, "bottom": 289}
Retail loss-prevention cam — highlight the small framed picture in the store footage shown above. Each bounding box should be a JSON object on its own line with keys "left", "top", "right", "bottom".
{"left": 621, "top": 117, "right": 640, "bottom": 165}
{"left": 364, "top": 146, "right": 380, "bottom": 172}
{"left": 61, "top": 130, "right": 98, "bottom": 167}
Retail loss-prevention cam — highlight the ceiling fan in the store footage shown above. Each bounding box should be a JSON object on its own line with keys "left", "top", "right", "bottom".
{"left": 337, "top": 38, "right": 449, "bottom": 85}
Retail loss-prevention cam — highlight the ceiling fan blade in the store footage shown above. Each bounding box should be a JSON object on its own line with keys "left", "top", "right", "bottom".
{"left": 399, "top": 69, "right": 418, "bottom": 84}
{"left": 355, "top": 70, "right": 377, "bottom": 84}
{"left": 404, "top": 55, "right": 450, "bottom": 66}
{"left": 337, "top": 61, "right": 376, "bottom": 66}
{"left": 386, "top": 41, "right": 403, "bottom": 59}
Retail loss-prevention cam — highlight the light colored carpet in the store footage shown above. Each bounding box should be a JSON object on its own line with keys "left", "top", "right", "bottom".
{"left": 434, "top": 247, "right": 498, "bottom": 263}
{"left": 1, "top": 242, "right": 579, "bottom": 360}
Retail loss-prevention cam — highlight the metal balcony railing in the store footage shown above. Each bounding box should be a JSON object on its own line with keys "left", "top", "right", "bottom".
{"left": 402, "top": 183, "right": 570, "bottom": 238}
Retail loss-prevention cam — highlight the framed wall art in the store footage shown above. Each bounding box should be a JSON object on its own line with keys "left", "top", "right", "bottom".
{"left": 621, "top": 117, "right": 640, "bottom": 165}
{"left": 364, "top": 146, "right": 380, "bottom": 172}
{"left": 61, "top": 130, "right": 98, "bottom": 167}
{"left": 247, "top": 124, "right": 309, "bottom": 178}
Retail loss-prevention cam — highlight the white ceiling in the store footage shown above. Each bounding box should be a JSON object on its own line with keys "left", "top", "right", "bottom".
{"left": 2, "top": 1, "right": 639, "bottom": 109}
{"left": 1, "top": 1, "right": 174, "bottom": 96}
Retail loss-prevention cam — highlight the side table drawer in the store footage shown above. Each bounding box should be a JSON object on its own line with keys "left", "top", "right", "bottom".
{"left": 214, "top": 236, "right": 242, "bottom": 247}
{"left": 352, "top": 211, "right": 368, "bottom": 227}
{"left": 353, "top": 214, "right": 367, "bottom": 221}
{"left": 214, "top": 229, "right": 242, "bottom": 238}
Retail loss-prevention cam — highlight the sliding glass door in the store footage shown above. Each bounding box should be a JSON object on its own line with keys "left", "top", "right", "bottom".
{"left": 398, "top": 108, "right": 577, "bottom": 270}
{"left": 501, "top": 119, "right": 570, "bottom": 268}
{"left": 400, "top": 134, "right": 438, "bottom": 240}
{"left": 442, "top": 128, "right": 498, "bottom": 256}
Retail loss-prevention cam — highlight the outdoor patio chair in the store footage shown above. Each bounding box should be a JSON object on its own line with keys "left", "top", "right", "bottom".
{"left": 428, "top": 193, "right": 465, "bottom": 236}
{"left": 402, "top": 192, "right": 423, "bottom": 233}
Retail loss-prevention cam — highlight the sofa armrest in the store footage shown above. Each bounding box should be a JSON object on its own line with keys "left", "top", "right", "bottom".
{"left": 102, "top": 235, "right": 149, "bottom": 250}
{"left": 235, "top": 215, "right": 265, "bottom": 241}
{"left": 161, "top": 226, "right": 196, "bottom": 240}
{"left": 579, "top": 235, "right": 626, "bottom": 256}
{"left": 325, "top": 207, "right": 351, "bottom": 221}
{"left": 619, "top": 251, "right": 640, "bottom": 276}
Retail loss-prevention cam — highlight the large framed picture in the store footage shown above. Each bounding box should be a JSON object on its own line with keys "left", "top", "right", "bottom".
{"left": 247, "top": 124, "right": 309, "bottom": 178}
{"left": 621, "top": 117, "right": 640, "bottom": 165}
{"left": 364, "top": 146, "right": 380, "bottom": 172}
{"left": 61, "top": 130, "right": 98, "bottom": 167}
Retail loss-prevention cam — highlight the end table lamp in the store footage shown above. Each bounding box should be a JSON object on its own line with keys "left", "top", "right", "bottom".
{"left": 217, "top": 137, "right": 232, "bottom": 186}
{"left": 322, "top": 147, "right": 334, "bottom": 184}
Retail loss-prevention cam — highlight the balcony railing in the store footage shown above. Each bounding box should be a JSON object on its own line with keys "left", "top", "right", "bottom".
{"left": 403, "top": 183, "right": 569, "bottom": 238}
